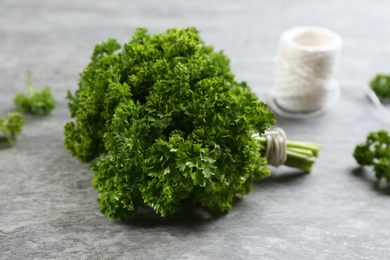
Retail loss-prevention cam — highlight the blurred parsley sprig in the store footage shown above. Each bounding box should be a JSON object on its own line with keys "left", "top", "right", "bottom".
{"left": 370, "top": 74, "right": 390, "bottom": 101}
{"left": 0, "top": 112, "right": 24, "bottom": 145}
{"left": 354, "top": 130, "right": 390, "bottom": 182}
{"left": 14, "top": 71, "right": 56, "bottom": 115}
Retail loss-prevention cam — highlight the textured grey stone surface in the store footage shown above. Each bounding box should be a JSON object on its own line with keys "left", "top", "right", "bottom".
{"left": 1, "top": 0, "right": 390, "bottom": 259}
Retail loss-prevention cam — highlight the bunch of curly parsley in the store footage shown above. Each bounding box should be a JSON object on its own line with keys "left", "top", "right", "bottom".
{"left": 65, "top": 27, "right": 283, "bottom": 219}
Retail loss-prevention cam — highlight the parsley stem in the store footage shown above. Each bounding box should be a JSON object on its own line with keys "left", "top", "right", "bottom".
{"left": 27, "top": 70, "right": 35, "bottom": 94}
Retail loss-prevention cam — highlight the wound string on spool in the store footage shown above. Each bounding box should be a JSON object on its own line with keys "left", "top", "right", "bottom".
{"left": 269, "top": 26, "right": 343, "bottom": 119}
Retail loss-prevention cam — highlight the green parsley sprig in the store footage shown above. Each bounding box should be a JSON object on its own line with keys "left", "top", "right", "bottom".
{"left": 354, "top": 130, "right": 390, "bottom": 182}
{"left": 370, "top": 74, "right": 390, "bottom": 101}
{"left": 0, "top": 112, "right": 24, "bottom": 145}
{"left": 14, "top": 71, "right": 56, "bottom": 115}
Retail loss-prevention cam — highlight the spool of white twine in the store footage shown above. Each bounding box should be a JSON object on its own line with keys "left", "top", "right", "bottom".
{"left": 270, "top": 26, "right": 343, "bottom": 118}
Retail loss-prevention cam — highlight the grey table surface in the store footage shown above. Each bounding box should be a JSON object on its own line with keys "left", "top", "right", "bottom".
{"left": 1, "top": 0, "right": 390, "bottom": 259}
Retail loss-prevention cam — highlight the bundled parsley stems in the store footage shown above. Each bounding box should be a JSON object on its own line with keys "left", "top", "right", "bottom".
{"left": 2, "top": 28, "right": 389, "bottom": 219}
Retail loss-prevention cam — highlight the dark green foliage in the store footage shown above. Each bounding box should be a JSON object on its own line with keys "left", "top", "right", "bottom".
{"left": 354, "top": 130, "right": 390, "bottom": 182}
{"left": 65, "top": 27, "right": 275, "bottom": 219}
{"left": 14, "top": 71, "right": 56, "bottom": 115}
{"left": 0, "top": 112, "right": 24, "bottom": 145}
{"left": 370, "top": 74, "right": 390, "bottom": 101}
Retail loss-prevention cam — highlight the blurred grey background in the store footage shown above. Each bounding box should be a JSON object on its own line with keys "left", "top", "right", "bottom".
{"left": 1, "top": 0, "right": 390, "bottom": 259}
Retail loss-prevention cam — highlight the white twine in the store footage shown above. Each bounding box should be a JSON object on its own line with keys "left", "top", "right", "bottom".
{"left": 270, "top": 26, "right": 343, "bottom": 118}
{"left": 366, "top": 87, "right": 390, "bottom": 125}
{"left": 252, "top": 127, "right": 287, "bottom": 167}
